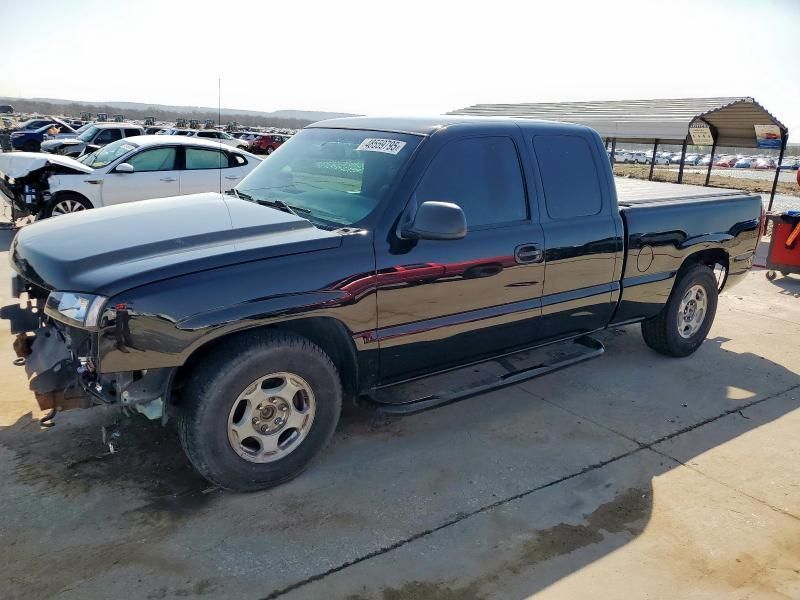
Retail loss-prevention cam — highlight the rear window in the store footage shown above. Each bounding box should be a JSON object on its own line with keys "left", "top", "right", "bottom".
{"left": 185, "top": 147, "right": 229, "bottom": 169}
{"left": 533, "top": 135, "right": 603, "bottom": 219}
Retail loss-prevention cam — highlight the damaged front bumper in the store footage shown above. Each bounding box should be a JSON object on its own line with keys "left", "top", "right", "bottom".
{"left": 0, "top": 152, "right": 93, "bottom": 218}
{"left": 15, "top": 323, "right": 174, "bottom": 421}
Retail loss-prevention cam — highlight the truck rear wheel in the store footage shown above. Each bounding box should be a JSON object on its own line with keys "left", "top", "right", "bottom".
{"left": 641, "top": 263, "right": 718, "bottom": 357}
{"left": 177, "top": 331, "right": 342, "bottom": 491}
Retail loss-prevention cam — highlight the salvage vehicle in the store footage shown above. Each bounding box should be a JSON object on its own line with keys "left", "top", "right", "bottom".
{"left": 10, "top": 121, "right": 76, "bottom": 152}
{"left": 40, "top": 123, "right": 145, "bottom": 157}
{"left": 8, "top": 116, "right": 762, "bottom": 491}
{"left": 252, "top": 133, "right": 289, "bottom": 154}
{"left": 0, "top": 136, "right": 260, "bottom": 217}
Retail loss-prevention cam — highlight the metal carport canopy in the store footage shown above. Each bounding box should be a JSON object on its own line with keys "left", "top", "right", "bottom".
{"left": 448, "top": 97, "right": 787, "bottom": 146}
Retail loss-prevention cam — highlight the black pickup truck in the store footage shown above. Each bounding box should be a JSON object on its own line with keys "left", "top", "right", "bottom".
{"left": 9, "top": 117, "right": 762, "bottom": 490}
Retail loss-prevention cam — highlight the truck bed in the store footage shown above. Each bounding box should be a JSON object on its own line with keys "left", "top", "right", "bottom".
{"left": 612, "top": 176, "right": 762, "bottom": 324}
{"left": 614, "top": 176, "right": 754, "bottom": 206}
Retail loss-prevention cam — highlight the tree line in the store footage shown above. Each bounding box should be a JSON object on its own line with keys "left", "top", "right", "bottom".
{"left": 1, "top": 98, "right": 314, "bottom": 129}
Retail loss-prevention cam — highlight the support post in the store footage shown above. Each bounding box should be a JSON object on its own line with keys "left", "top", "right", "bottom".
{"left": 704, "top": 138, "right": 717, "bottom": 186}
{"left": 610, "top": 138, "right": 617, "bottom": 166}
{"left": 648, "top": 139, "right": 659, "bottom": 181}
{"left": 677, "top": 138, "right": 688, "bottom": 184}
{"left": 768, "top": 135, "right": 787, "bottom": 212}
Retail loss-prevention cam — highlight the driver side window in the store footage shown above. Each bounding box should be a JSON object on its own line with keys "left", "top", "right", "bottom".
{"left": 127, "top": 147, "right": 177, "bottom": 172}
{"left": 415, "top": 136, "right": 528, "bottom": 229}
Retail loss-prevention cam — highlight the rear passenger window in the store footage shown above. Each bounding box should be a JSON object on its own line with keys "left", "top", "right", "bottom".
{"left": 415, "top": 137, "right": 527, "bottom": 228}
{"left": 185, "top": 148, "right": 229, "bottom": 169}
{"left": 124, "top": 128, "right": 141, "bottom": 138}
{"left": 533, "top": 135, "right": 603, "bottom": 219}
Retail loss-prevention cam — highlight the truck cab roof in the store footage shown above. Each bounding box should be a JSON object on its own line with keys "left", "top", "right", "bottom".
{"left": 309, "top": 115, "right": 595, "bottom": 137}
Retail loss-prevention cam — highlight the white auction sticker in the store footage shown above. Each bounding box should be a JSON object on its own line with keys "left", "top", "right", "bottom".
{"left": 356, "top": 138, "right": 407, "bottom": 155}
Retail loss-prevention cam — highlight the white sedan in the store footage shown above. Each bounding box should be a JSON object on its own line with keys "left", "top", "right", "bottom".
{"left": 0, "top": 136, "right": 261, "bottom": 218}
{"left": 158, "top": 128, "right": 250, "bottom": 149}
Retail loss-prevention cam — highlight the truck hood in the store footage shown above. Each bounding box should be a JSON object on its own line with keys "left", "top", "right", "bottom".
{"left": 0, "top": 152, "right": 93, "bottom": 177}
{"left": 10, "top": 193, "right": 342, "bottom": 297}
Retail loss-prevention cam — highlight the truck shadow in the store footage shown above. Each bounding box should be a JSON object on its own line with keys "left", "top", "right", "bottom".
{"left": 0, "top": 326, "right": 798, "bottom": 599}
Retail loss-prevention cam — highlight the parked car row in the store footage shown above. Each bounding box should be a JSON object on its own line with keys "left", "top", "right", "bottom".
{"left": 716, "top": 154, "right": 799, "bottom": 170}
{"left": 608, "top": 147, "right": 798, "bottom": 171}
{"left": 3, "top": 113, "right": 297, "bottom": 159}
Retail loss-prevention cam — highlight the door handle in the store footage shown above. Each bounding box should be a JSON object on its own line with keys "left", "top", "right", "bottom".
{"left": 224, "top": 175, "right": 241, "bottom": 180}
{"left": 85, "top": 179, "right": 103, "bottom": 185}
{"left": 515, "top": 243, "right": 544, "bottom": 264}
{"left": 160, "top": 177, "right": 177, "bottom": 182}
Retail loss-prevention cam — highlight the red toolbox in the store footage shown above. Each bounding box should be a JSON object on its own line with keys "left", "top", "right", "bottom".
{"left": 765, "top": 212, "right": 800, "bottom": 280}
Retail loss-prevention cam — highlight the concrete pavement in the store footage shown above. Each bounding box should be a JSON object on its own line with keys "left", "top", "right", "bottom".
{"left": 0, "top": 226, "right": 798, "bottom": 600}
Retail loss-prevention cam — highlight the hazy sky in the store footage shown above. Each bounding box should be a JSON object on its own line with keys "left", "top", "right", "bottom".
{"left": 1, "top": 0, "right": 798, "bottom": 139}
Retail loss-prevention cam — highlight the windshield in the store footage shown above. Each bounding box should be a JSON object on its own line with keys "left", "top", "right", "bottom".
{"left": 78, "top": 126, "right": 99, "bottom": 142}
{"left": 79, "top": 138, "right": 138, "bottom": 168}
{"left": 235, "top": 128, "right": 421, "bottom": 227}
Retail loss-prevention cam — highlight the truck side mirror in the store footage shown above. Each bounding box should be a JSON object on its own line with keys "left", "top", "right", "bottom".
{"left": 115, "top": 163, "right": 135, "bottom": 174}
{"left": 400, "top": 201, "right": 467, "bottom": 241}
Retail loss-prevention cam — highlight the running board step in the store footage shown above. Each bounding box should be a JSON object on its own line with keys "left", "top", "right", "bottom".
{"left": 365, "top": 336, "right": 604, "bottom": 415}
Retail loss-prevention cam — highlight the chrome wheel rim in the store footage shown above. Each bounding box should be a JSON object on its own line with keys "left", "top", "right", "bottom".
{"left": 51, "top": 199, "right": 86, "bottom": 215}
{"left": 677, "top": 284, "right": 707, "bottom": 339}
{"left": 227, "top": 372, "right": 316, "bottom": 463}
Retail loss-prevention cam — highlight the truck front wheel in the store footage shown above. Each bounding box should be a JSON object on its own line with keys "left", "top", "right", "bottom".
{"left": 641, "top": 263, "right": 719, "bottom": 357}
{"left": 177, "top": 331, "right": 342, "bottom": 491}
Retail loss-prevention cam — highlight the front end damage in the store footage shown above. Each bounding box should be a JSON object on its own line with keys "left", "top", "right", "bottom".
{"left": 11, "top": 288, "right": 174, "bottom": 425}
{"left": 0, "top": 153, "right": 92, "bottom": 219}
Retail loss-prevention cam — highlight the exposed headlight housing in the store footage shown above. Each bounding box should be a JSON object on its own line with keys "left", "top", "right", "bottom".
{"left": 45, "top": 291, "right": 107, "bottom": 329}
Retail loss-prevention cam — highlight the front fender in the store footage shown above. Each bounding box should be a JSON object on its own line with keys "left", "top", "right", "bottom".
{"left": 97, "top": 289, "right": 371, "bottom": 374}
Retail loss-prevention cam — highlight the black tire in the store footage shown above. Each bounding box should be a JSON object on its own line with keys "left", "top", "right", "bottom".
{"left": 23, "top": 140, "right": 39, "bottom": 152}
{"left": 766, "top": 270, "right": 777, "bottom": 281}
{"left": 44, "top": 192, "right": 93, "bottom": 218}
{"left": 641, "top": 263, "right": 718, "bottom": 357}
{"left": 177, "top": 331, "right": 342, "bottom": 491}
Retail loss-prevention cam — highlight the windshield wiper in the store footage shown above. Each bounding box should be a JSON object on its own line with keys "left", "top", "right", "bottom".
{"left": 229, "top": 189, "right": 313, "bottom": 220}
{"left": 255, "top": 198, "right": 312, "bottom": 219}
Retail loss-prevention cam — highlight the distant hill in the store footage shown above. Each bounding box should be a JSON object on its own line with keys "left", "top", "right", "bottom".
{"left": 0, "top": 97, "right": 359, "bottom": 128}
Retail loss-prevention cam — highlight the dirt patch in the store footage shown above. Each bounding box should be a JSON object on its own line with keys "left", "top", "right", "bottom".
{"left": 146, "top": 577, "right": 219, "bottom": 598}
{"left": 346, "top": 488, "right": 650, "bottom": 600}
{"left": 614, "top": 164, "right": 800, "bottom": 198}
{"left": 520, "top": 523, "right": 604, "bottom": 566}
{"left": 381, "top": 581, "right": 485, "bottom": 600}
{"left": 585, "top": 487, "right": 649, "bottom": 534}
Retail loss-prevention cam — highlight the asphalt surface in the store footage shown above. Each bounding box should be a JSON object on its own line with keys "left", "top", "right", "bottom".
{"left": 1, "top": 228, "right": 798, "bottom": 600}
